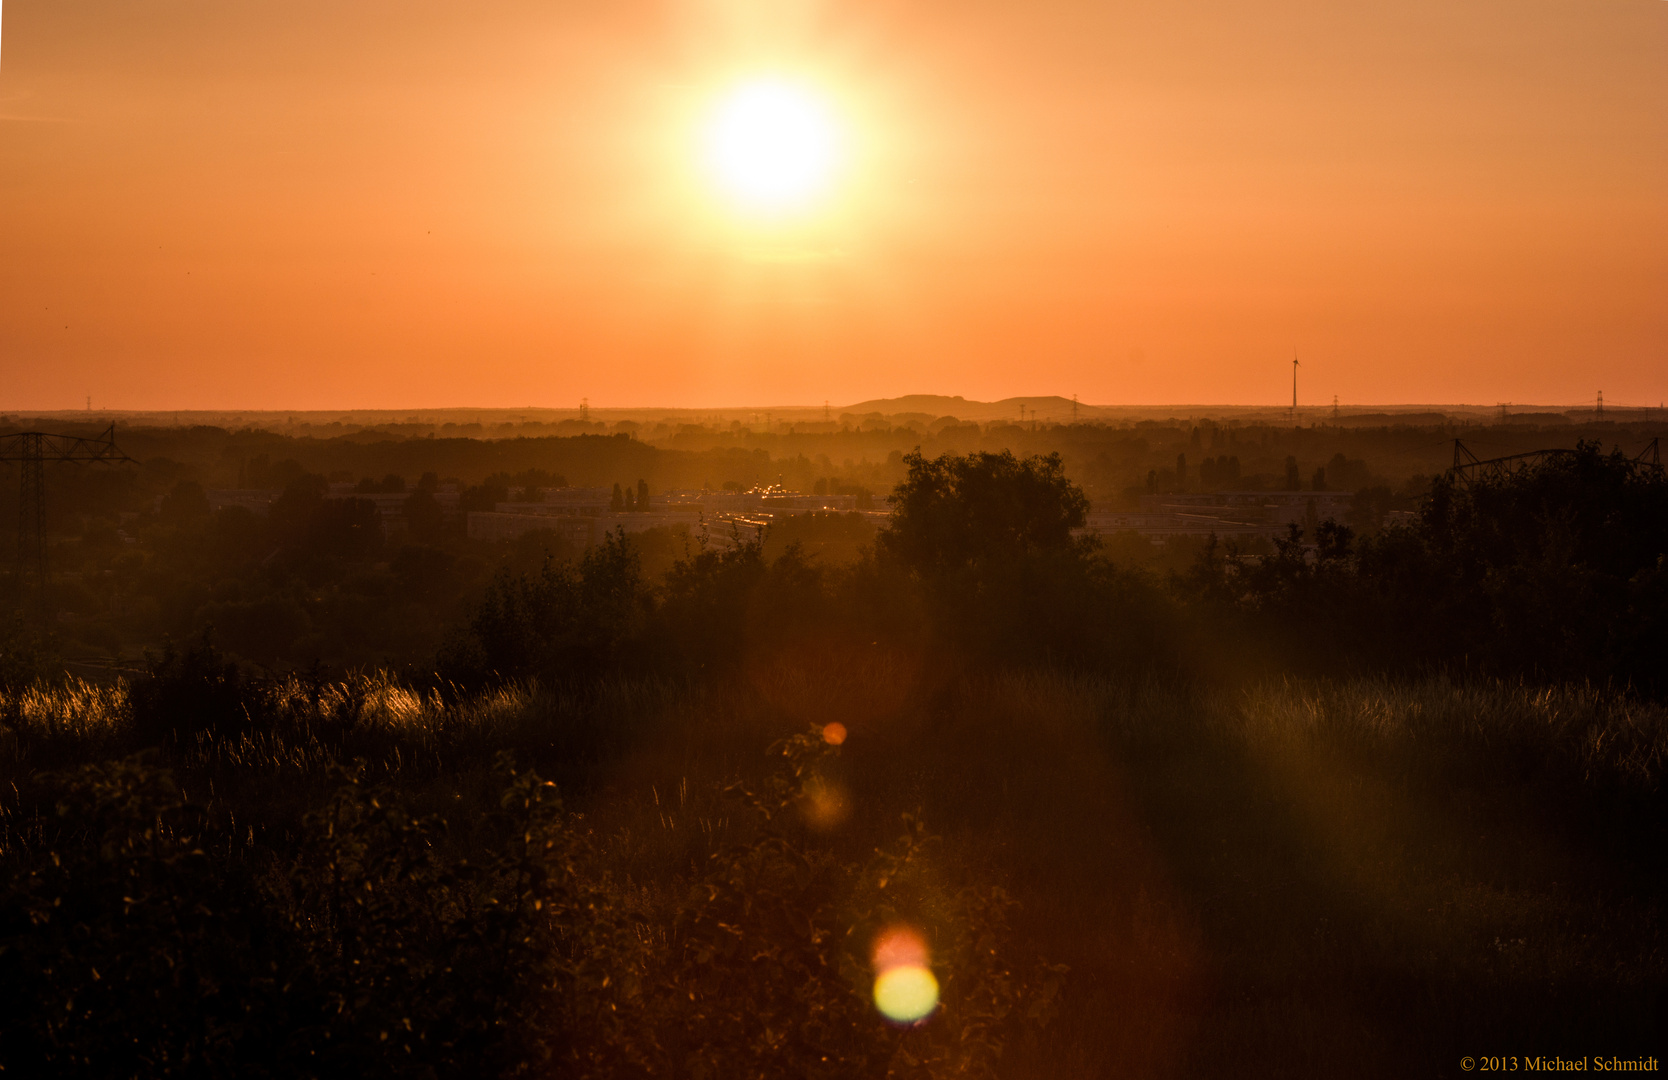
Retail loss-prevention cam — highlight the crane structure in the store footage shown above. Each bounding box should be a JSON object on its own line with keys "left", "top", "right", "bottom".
{"left": 1448, "top": 437, "right": 1662, "bottom": 489}
{"left": 0, "top": 424, "right": 137, "bottom": 621}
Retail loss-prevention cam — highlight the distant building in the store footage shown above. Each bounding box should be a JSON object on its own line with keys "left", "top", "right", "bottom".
{"left": 323, "top": 489, "right": 460, "bottom": 536}
{"left": 202, "top": 485, "right": 462, "bottom": 538}
{"left": 466, "top": 485, "right": 876, "bottom": 548}
{"left": 1080, "top": 511, "right": 1278, "bottom": 542}
{"left": 656, "top": 487, "right": 860, "bottom": 513}
{"left": 1138, "top": 491, "right": 1354, "bottom": 525}
{"left": 521, "top": 487, "right": 613, "bottom": 512}
{"left": 466, "top": 513, "right": 596, "bottom": 546}
{"left": 206, "top": 489, "right": 281, "bottom": 515}
{"left": 1079, "top": 491, "right": 1358, "bottom": 543}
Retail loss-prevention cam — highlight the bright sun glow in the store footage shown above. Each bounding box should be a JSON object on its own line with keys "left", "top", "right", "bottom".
{"left": 704, "top": 79, "right": 841, "bottom": 214}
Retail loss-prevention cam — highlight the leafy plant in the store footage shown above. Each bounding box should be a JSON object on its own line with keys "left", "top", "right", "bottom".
{"left": 0, "top": 753, "right": 278, "bottom": 1076}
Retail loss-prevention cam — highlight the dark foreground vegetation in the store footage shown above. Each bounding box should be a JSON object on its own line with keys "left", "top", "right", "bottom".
{"left": 2, "top": 444, "right": 1665, "bottom": 1077}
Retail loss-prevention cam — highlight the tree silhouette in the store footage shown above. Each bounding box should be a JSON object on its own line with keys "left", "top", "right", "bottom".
{"left": 879, "top": 449, "right": 1089, "bottom": 575}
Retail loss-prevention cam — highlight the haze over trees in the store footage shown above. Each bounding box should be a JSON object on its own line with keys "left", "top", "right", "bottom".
{"left": 4, "top": 409, "right": 1657, "bottom": 671}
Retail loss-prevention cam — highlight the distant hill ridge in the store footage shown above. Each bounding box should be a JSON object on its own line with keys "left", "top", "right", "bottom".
{"left": 841, "top": 395, "right": 1089, "bottom": 420}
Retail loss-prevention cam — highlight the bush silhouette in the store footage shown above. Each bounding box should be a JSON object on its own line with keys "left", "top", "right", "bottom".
{"left": 879, "top": 449, "right": 1089, "bottom": 576}
{"left": 438, "top": 529, "right": 645, "bottom": 689}
{"left": 128, "top": 633, "right": 258, "bottom": 748}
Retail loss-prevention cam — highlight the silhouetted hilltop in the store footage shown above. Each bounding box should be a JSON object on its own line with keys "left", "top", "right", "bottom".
{"left": 842, "top": 395, "right": 1093, "bottom": 421}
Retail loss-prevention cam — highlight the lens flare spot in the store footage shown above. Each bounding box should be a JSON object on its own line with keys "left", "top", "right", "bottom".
{"left": 799, "top": 776, "right": 851, "bottom": 829}
{"left": 871, "top": 925, "right": 937, "bottom": 1023}
{"left": 874, "top": 965, "right": 939, "bottom": 1024}
{"left": 871, "top": 925, "right": 929, "bottom": 971}
{"left": 822, "top": 722, "right": 847, "bottom": 745}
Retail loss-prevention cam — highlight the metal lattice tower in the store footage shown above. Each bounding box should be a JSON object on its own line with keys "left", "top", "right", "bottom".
{"left": 1448, "top": 437, "right": 1664, "bottom": 489}
{"left": 1, "top": 424, "right": 136, "bottom": 623}
{"left": 18, "top": 434, "right": 47, "bottom": 604}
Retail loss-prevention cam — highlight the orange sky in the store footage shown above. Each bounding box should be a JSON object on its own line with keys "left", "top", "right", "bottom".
{"left": 2, "top": 0, "right": 1664, "bottom": 410}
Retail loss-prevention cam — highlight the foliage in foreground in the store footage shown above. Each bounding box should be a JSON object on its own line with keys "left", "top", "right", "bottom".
{"left": 0, "top": 728, "right": 1057, "bottom": 1078}
{"left": 1, "top": 660, "right": 1664, "bottom": 1078}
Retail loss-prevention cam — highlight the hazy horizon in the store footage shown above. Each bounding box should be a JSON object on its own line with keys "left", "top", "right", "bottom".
{"left": 1, "top": 398, "right": 1649, "bottom": 422}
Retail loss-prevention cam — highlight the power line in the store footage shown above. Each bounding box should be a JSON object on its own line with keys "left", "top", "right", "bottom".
{"left": 0, "top": 425, "right": 137, "bottom": 625}
{"left": 1448, "top": 437, "right": 1663, "bottom": 488}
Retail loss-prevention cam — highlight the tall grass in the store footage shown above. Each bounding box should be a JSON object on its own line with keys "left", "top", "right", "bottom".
{"left": 1, "top": 665, "right": 1663, "bottom": 1077}
{"left": 1230, "top": 676, "right": 1667, "bottom": 790}
{"left": 0, "top": 677, "right": 128, "bottom": 760}
{"left": 7, "top": 669, "right": 1661, "bottom": 788}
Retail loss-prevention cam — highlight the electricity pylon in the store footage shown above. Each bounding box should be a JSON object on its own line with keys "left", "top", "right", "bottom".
{"left": 0, "top": 424, "right": 136, "bottom": 623}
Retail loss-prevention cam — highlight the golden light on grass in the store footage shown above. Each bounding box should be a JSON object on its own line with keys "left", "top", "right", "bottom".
{"left": 702, "top": 79, "right": 842, "bottom": 216}
{"left": 871, "top": 925, "right": 939, "bottom": 1024}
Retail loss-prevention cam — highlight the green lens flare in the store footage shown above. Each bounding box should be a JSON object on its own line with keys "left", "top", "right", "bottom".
{"left": 873, "top": 964, "right": 938, "bottom": 1023}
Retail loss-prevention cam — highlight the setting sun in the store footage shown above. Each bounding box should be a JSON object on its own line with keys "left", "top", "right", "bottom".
{"left": 1, "top": 2, "right": 1664, "bottom": 1073}
{"left": 702, "top": 79, "right": 841, "bottom": 214}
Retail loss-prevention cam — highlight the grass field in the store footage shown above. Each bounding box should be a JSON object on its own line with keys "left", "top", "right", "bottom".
{"left": 3, "top": 659, "right": 1661, "bottom": 1077}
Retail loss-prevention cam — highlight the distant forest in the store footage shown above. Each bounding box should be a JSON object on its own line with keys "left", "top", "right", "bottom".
{"left": 0, "top": 412, "right": 1661, "bottom": 677}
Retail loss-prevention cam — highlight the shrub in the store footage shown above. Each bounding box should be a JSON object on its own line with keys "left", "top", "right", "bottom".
{"left": 128, "top": 633, "right": 260, "bottom": 748}
{"left": 437, "top": 529, "right": 645, "bottom": 689}
{"left": 0, "top": 619, "right": 58, "bottom": 696}
{"left": 0, "top": 754, "right": 279, "bottom": 1076}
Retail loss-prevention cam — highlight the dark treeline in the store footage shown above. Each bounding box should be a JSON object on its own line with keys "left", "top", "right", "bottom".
{"left": 1, "top": 442, "right": 1665, "bottom": 1077}
{"left": 6, "top": 413, "right": 1659, "bottom": 531}
{"left": 14, "top": 439, "right": 1664, "bottom": 716}
{"left": 429, "top": 451, "right": 1168, "bottom": 700}
{"left": 1183, "top": 442, "right": 1668, "bottom": 695}
{"left": 4, "top": 415, "right": 1662, "bottom": 678}
{"left": 431, "top": 442, "right": 1668, "bottom": 700}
